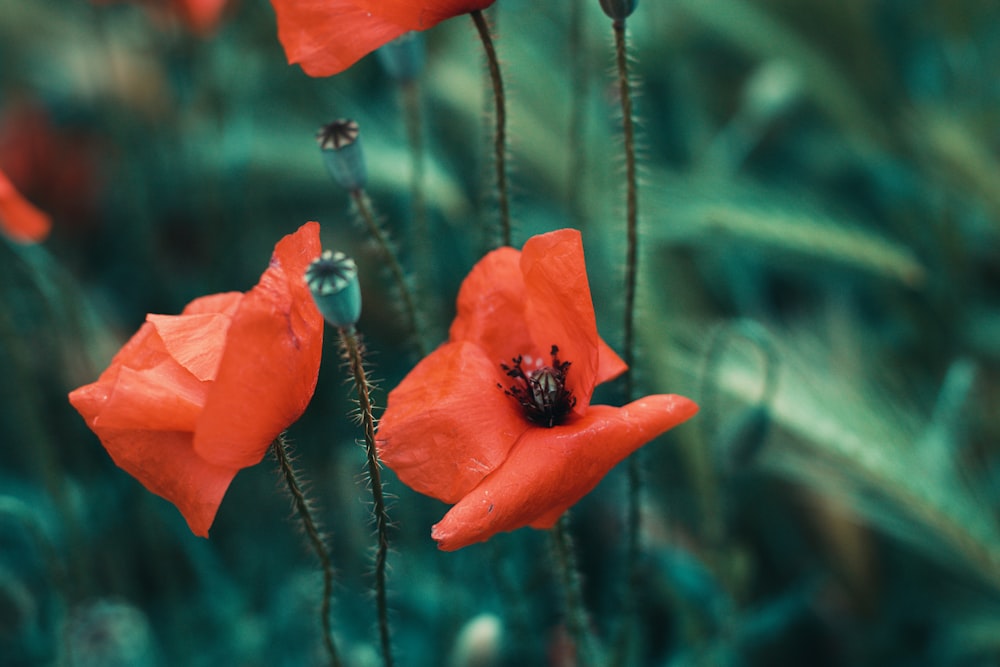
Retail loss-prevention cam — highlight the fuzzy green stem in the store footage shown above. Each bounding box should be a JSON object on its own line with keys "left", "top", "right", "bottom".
{"left": 613, "top": 18, "right": 642, "bottom": 667}
{"left": 350, "top": 189, "right": 426, "bottom": 356}
{"left": 339, "top": 326, "right": 394, "bottom": 667}
{"left": 272, "top": 434, "right": 343, "bottom": 667}
{"left": 552, "top": 515, "right": 602, "bottom": 667}
{"left": 470, "top": 9, "right": 511, "bottom": 248}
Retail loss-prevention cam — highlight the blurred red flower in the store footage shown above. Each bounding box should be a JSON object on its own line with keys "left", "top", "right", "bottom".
{"left": 68, "top": 222, "right": 324, "bottom": 537}
{"left": 269, "top": 0, "right": 496, "bottom": 77}
{"left": 377, "top": 229, "right": 698, "bottom": 551}
{"left": 0, "top": 168, "right": 51, "bottom": 244}
{"left": 0, "top": 102, "right": 104, "bottom": 233}
{"left": 91, "top": 0, "right": 230, "bottom": 36}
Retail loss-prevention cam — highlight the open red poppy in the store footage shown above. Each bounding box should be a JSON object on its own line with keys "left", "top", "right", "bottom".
{"left": 269, "top": 0, "right": 496, "bottom": 77}
{"left": 377, "top": 229, "right": 698, "bottom": 550}
{"left": 0, "top": 168, "right": 51, "bottom": 244}
{"left": 68, "top": 222, "right": 324, "bottom": 537}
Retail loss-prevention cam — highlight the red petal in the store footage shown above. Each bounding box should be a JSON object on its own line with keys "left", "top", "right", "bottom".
{"left": 377, "top": 340, "right": 529, "bottom": 503}
{"left": 448, "top": 246, "right": 535, "bottom": 364}
{"left": 0, "top": 168, "right": 51, "bottom": 243}
{"left": 68, "top": 319, "right": 207, "bottom": 433}
{"left": 348, "top": 0, "right": 496, "bottom": 30}
{"left": 148, "top": 312, "right": 233, "bottom": 382}
{"left": 520, "top": 229, "right": 602, "bottom": 413}
{"left": 270, "top": 0, "right": 409, "bottom": 76}
{"left": 68, "top": 324, "right": 230, "bottom": 537}
{"left": 430, "top": 394, "right": 699, "bottom": 550}
{"left": 194, "top": 222, "right": 324, "bottom": 468}
{"left": 92, "top": 428, "right": 236, "bottom": 538}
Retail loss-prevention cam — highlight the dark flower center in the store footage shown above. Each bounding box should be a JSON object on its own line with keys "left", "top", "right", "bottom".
{"left": 499, "top": 345, "right": 576, "bottom": 428}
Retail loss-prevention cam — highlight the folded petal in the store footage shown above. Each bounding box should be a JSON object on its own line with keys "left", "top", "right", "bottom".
{"left": 148, "top": 312, "right": 233, "bottom": 382}
{"left": 520, "top": 229, "right": 602, "bottom": 412}
{"left": 94, "top": 428, "right": 237, "bottom": 537}
{"left": 270, "top": 0, "right": 409, "bottom": 76}
{"left": 378, "top": 340, "right": 529, "bottom": 503}
{"left": 194, "top": 222, "right": 323, "bottom": 469}
{"left": 431, "top": 394, "right": 699, "bottom": 550}
{"left": 0, "top": 168, "right": 51, "bottom": 243}
{"left": 68, "top": 319, "right": 208, "bottom": 433}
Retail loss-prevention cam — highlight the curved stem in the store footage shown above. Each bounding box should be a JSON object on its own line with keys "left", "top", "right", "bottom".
{"left": 613, "top": 19, "right": 642, "bottom": 667}
{"left": 350, "top": 189, "right": 426, "bottom": 356}
{"left": 470, "top": 9, "right": 511, "bottom": 248}
{"left": 340, "top": 326, "right": 394, "bottom": 667}
{"left": 272, "top": 434, "right": 343, "bottom": 667}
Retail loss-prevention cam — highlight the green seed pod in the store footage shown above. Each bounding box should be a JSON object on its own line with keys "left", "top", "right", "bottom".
{"left": 316, "top": 119, "right": 367, "bottom": 192}
{"left": 599, "top": 0, "right": 637, "bottom": 21}
{"left": 305, "top": 250, "right": 362, "bottom": 328}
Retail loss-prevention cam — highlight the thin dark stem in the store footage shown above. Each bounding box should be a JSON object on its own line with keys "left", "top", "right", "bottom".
{"left": 615, "top": 19, "right": 637, "bottom": 400}
{"left": 470, "top": 9, "right": 511, "bottom": 248}
{"left": 272, "top": 434, "right": 343, "bottom": 667}
{"left": 613, "top": 18, "right": 642, "bottom": 667}
{"left": 340, "top": 327, "right": 394, "bottom": 667}
{"left": 552, "top": 515, "right": 601, "bottom": 667}
{"left": 350, "top": 189, "right": 426, "bottom": 356}
{"left": 401, "top": 80, "right": 428, "bottom": 277}
{"left": 567, "top": 0, "right": 588, "bottom": 229}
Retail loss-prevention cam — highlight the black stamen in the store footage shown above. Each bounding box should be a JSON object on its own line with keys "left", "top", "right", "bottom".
{"left": 500, "top": 345, "right": 576, "bottom": 427}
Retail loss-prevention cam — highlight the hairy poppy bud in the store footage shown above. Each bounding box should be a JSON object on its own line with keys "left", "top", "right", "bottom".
{"left": 305, "top": 250, "right": 362, "bottom": 328}
{"left": 377, "top": 32, "right": 425, "bottom": 83}
{"left": 316, "top": 119, "right": 367, "bottom": 192}
{"left": 599, "top": 0, "right": 637, "bottom": 21}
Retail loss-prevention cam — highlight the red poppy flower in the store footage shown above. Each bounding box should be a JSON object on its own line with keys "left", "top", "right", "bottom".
{"left": 0, "top": 168, "right": 51, "bottom": 244}
{"left": 377, "top": 229, "right": 698, "bottom": 551}
{"left": 68, "top": 222, "right": 324, "bottom": 537}
{"left": 269, "top": 0, "right": 496, "bottom": 77}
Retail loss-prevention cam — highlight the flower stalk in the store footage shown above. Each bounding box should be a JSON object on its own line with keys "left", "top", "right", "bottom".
{"left": 339, "top": 325, "right": 394, "bottom": 667}
{"left": 611, "top": 15, "right": 642, "bottom": 667}
{"left": 350, "top": 190, "right": 426, "bottom": 357}
{"left": 552, "top": 515, "right": 602, "bottom": 667}
{"left": 272, "top": 433, "right": 343, "bottom": 667}
{"left": 470, "top": 9, "right": 511, "bottom": 248}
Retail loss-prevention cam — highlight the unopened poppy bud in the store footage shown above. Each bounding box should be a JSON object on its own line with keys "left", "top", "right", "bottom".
{"left": 305, "top": 250, "right": 362, "bottom": 328}
{"left": 377, "top": 32, "right": 425, "bottom": 83}
{"left": 317, "top": 119, "right": 367, "bottom": 192}
{"left": 599, "top": 0, "right": 638, "bottom": 21}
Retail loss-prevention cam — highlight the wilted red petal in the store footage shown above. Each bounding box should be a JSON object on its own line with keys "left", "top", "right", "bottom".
{"left": 194, "top": 222, "right": 324, "bottom": 469}
{"left": 0, "top": 168, "right": 51, "bottom": 243}
{"left": 348, "top": 0, "right": 495, "bottom": 30}
{"left": 378, "top": 341, "right": 529, "bottom": 503}
{"left": 270, "top": 0, "right": 409, "bottom": 76}
{"left": 430, "top": 395, "right": 699, "bottom": 551}
{"left": 93, "top": 429, "right": 237, "bottom": 538}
